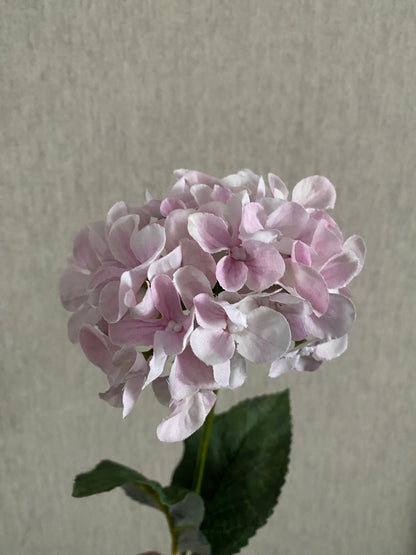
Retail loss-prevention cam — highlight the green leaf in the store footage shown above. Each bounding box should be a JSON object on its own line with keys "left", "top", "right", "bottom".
{"left": 73, "top": 459, "right": 170, "bottom": 510}
{"left": 169, "top": 492, "right": 210, "bottom": 555}
{"left": 172, "top": 390, "right": 291, "bottom": 555}
{"left": 73, "top": 460, "right": 211, "bottom": 554}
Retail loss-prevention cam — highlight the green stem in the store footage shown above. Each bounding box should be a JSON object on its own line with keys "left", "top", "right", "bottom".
{"left": 180, "top": 396, "right": 218, "bottom": 555}
{"left": 182, "top": 400, "right": 216, "bottom": 555}
{"left": 192, "top": 396, "right": 217, "bottom": 495}
{"left": 135, "top": 483, "right": 178, "bottom": 555}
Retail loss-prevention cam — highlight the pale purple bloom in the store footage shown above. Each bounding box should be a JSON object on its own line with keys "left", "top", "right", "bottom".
{"left": 188, "top": 206, "right": 285, "bottom": 292}
{"left": 269, "top": 335, "right": 348, "bottom": 377}
{"left": 79, "top": 325, "right": 149, "bottom": 417}
{"left": 190, "top": 293, "right": 291, "bottom": 387}
{"left": 157, "top": 389, "right": 217, "bottom": 442}
{"left": 60, "top": 169, "right": 365, "bottom": 441}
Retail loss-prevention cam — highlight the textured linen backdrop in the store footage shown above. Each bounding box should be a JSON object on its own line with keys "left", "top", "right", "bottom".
{"left": 1, "top": 2, "right": 415, "bottom": 554}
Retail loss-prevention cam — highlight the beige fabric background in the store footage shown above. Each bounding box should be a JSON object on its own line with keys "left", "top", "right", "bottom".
{"left": 1, "top": 1, "right": 415, "bottom": 554}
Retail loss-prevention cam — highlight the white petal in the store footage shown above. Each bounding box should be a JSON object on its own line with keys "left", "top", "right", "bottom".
{"left": 190, "top": 327, "right": 235, "bottom": 366}
{"left": 228, "top": 352, "right": 247, "bottom": 389}
{"left": 314, "top": 335, "right": 348, "bottom": 360}
{"left": 147, "top": 245, "right": 182, "bottom": 281}
{"left": 130, "top": 223, "right": 166, "bottom": 265}
{"left": 235, "top": 307, "right": 291, "bottom": 363}
{"left": 292, "top": 175, "right": 336, "bottom": 209}
{"left": 173, "top": 266, "right": 212, "bottom": 310}
{"left": 269, "top": 353, "right": 298, "bottom": 377}
{"left": 268, "top": 173, "right": 289, "bottom": 199}
{"left": 305, "top": 294, "right": 356, "bottom": 339}
{"left": 68, "top": 304, "right": 100, "bottom": 343}
{"left": 156, "top": 391, "right": 216, "bottom": 442}
{"left": 122, "top": 373, "right": 146, "bottom": 418}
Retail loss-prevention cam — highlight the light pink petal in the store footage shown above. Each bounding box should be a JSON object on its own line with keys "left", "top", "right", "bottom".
{"left": 190, "top": 327, "right": 235, "bottom": 366}
{"left": 310, "top": 219, "right": 343, "bottom": 264}
{"left": 190, "top": 183, "right": 216, "bottom": 206}
{"left": 193, "top": 294, "right": 227, "bottom": 330}
{"left": 151, "top": 274, "right": 184, "bottom": 322}
{"left": 109, "top": 318, "right": 163, "bottom": 346}
{"left": 152, "top": 376, "right": 171, "bottom": 407}
{"left": 145, "top": 332, "right": 169, "bottom": 387}
{"left": 343, "top": 235, "right": 366, "bottom": 272}
{"left": 235, "top": 307, "right": 291, "bottom": 363}
{"left": 108, "top": 214, "right": 140, "bottom": 267}
{"left": 305, "top": 293, "right": 356, "bottom": 339}
{"left": 88, "top": 266, "right": 124, "bottom": 291}
{"left": 292, "top": 240, "right": 312, "bottom": 266}
{"left": 256, "top": 176, "right": 266, "bottom": 198}
{"left": 240, "top": 203, "right": 265, "bottom": 235}
{"left": 292, "top": 175, "right": 336, "bottom": 209}
{"left": 147, "top": 245, "right": 182, "bottom": 281}
{"left": 160, "top": 197, "right": 187, "bottom": 217}
{"left": 123, "top": 373, "right": 147, "bottom": 418}
{"left": 170, "top": 175, "right": 191, "bottom": 197}
{"left": 79, "top": 325, "right": 117, "bottom": 372}
{"left": 105, "top": 201, "right": 129, "bottom": 236}
{"left": 228, "top": 352, "right": 247, "bottom": 389}
{"left": 180, "top": 238, "right": 217, "bottom": 286}
{"left": 244, "top": 241, "right": 285, "bottom": 290}
{"left": 181, "top": 311, "right": 195, "bottom": 352}
{"left": 182, "top": 170, "right": 221, "bottom": 187}
{"left": 266, "top": 202, "right": 309, "bottom": 238}
{"left": 88, "top": 221, "right": 111, "bottom": 261}
{"left": 222, "top": 169, "right": 259, "bottom": 192}
{"left": 87, "top": 287, "right": 101, "bottom": 308}
{"left": 169, "top": 347, "right": 216, "bottom": 400}
{"left": 281, "top": 260, "right": 329, "bottom": 317}
{"left": 224, "top": 193, "right": 247, "bottom": 240}
{"left": 119, "top": 266, "right": 147, "bottom": 309}
{"left": 339, "top": 286, "right": 351, "bottom": 298}
{"left": 73, "top": 226, "right": 100, "bottom": 271}
{"left": 281, "top": 312, "right": 308, "bottom": 342}
{"left": 243, "top": 229, "right": 282, "bottom": 243}
{"left": 214, "top": 352, "right": 247, "bottom": 389}
{"left": 268, "top": 173, "right": 288, "bottom": 199}
{"left": 173, "top": 266, "right": 212, "bottom": 310}
{"left": 216, "top": 255, "right": 248, "bottom": 292}
{"left": 141, "top": 199, "right": 162, "bottom": 220}
{"left": 188, "top": 213, "right": 232, "bottom": 253}
{"left": 157, "top": 391, "right": 216, "bottom": 442}
{"left": 213, "top": 360, "right": 231, "bottom": 388}
{"left": 165, "top": 208, "right": 194, "bottom": 252}
{"left": 272, "top": 293, "right": 311, "bottom": 341}
{"left": 99, "top": 384, "right": 124, "bottom": 408}
{"left": 130, "top": 223, "right": 166, "bottom": 265}
{"left": 212, "top": 184, "right": 232, "bottom": 203}
{"left": 99, "top": 280, "right": 124, "bottom": 323}
{"left": 314, "top": 335, "right": 348, "bottom": 360}
{"left": 218, "top": 300, "right": 247, "bottom": 329}
{"left": 173, "top": 168, "right": 188, "bottom": 180}
{"left": 304, "top": 210, "right": 343, "bottom": 243}
{"left": 129, "top": 285, "right": 157, "bottom": 320}
{"left": 320, "top": 251, "right": 360, "bottom": 289}
{"left": 269, "top": 353, "right": 298, "bottom": 377}
{"left": 111, "top": 344, "right": 140, "bottom": 371}
{"left": 161, "top": 329, "right": 184, "bottom": 356}
{"left": 296, "top": 356, "right": 322, "bottom": 372}
{"left": 271, "top": 291, "right": 310, "bottom": 305}
{"left": 59, "top": 267, "right": 90, "bottom": 311}
{"left": 68, "top": 305, "right": 100, "bottom": 343}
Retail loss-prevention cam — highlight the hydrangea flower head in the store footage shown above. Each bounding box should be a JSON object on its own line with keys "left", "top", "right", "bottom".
{"left": 60, "top": 169, "right": 365, "bottom": 442}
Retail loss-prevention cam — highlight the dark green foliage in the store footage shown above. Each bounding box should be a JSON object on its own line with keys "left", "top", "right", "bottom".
{"left": 172, "top": 391, "right": 292, "bottom": 555}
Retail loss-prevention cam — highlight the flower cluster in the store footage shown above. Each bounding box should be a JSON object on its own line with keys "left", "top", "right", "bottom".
{"left": 60, "top": 169, "right": 365, "bottom": 442}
